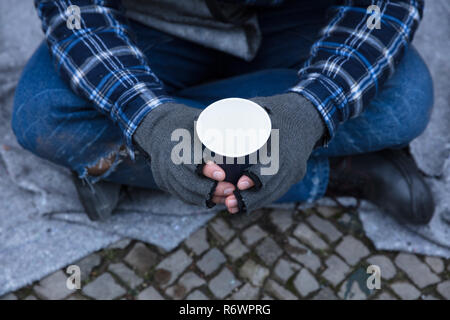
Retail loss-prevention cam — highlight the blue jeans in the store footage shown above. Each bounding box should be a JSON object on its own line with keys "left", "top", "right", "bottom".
{"left": 12, "top": 9, "right": 433, "bottom": 204}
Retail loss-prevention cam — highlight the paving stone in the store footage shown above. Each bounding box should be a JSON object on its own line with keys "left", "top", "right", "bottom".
{"left": 208, "top": 268, "right": 241, "bottom": 299}
{"left": 74, "top": 253, "right": 101, "bottom": 281}
{"left": 394, "top": 253, "right": 440, "bottom": 288}
{"left": 231, "top": 283, "right": 260, "bottom": 300}
{"left": 338, "top": 280, "right": 369, "bottom": 300}
{"left": 197, "top": 248, "right": 226, "bottom": 276}
{"left": 137, "top": 286, "right": 164, "bottom": 300}
{"left": 108, "top": 238, "right": 131, "bottom": 249}
{"left": 273, "top": 258, "right": 301, "bottom": 284}
{"left": 293, "top": 223, "right": 328, "bottom": 250}
{"left": 313, "top": 287, "right": 338, "bottom": 300}
{"left": 293, "top": 268, "right": 319, "bottom": 297}
{"left": 391, "top": 282, "right": 421, "bottom": 300}
{"left": 321, "top": 255, "right": 350, "bottom": 287}
{"left": 24, "top": 295, "right": 38, "bottom": 300}
{"left": 0, "top": 293, "right": 17, "bottom": 300}
{"left": 239, "top": 260, "right": 270, "bottom": 287}
{"left": 82, "top": 273, "right": 126, "bottom": 300}
{"left": 34, "top": 270, "right": 74, "bottom": 300}
{"left": 366, "top": 255, "right": 397, "bottom": 280}
{"left": 307, "top": 214, "right": 342, "bottom": 242}
{"left": 262, "top": 294, "right": 274, "bottom": 300}
{"left": 166, "top": 272, "right": 206, "bottom": 299}
{"left": 336, "top": 235, "right": 370, "bottom": 266}
{"left": 209, "top": 218, "right": 235, "bottom": 244}
{"left": 224, "top": 238, "right": 249, "bottom": 262}
{"left": 108, "top": 263, "right": 143, "bottom": 289}
{"left": 242, "top": 225, "right": 267, "bottom": 246}
{"left": 376, "top": 292, "right": 397, "bottom": 300}
{"left": 437, "top": 281, "right": 450, "bottom": 300}
{"left": 124, "top": 242, "right": 158, "bottom": 273}
{"left": 316, "top": 206, "right": 341, "bottom": 218}
{"left": 255, "top": 237, "right": 283, "bottom": 266}
{"left": 155, "top": 249, "right": 192, "bottom": 288}
{"left": 269, "top": 209, "right": 294, "bottom": 233}
{"left": 338, "top": 213, "right": 352, "bottom": 225}
{"left": 186, "top": 290, "right": 209, "bottom": 300}
{"left": 285, "top": 237, "right": 321, "bottom": 272}
{"left": 177, "top": 272, "right": 206, "bottom": 293}
{"left": 228, "top": 209, "right": 264, "bottom": 229}
{"left": 185, "top": 228, "right": 209, "bottom": 256}
{"left": 424, "top": 256, "right": 444, "bottom": 274}
{"left": 264, "top": 279, "right": 297, "bottom": 300}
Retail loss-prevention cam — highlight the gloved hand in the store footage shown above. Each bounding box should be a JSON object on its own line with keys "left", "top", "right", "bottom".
{"left": 133, "top": 102, "right": 218, "bottom": 207}
{"left": 231, "top": 93, "right": 325, "bottom": 213}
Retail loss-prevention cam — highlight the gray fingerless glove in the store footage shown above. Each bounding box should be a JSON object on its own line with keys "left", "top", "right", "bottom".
{"left": 235, "top": 93, "right": 325, "bottom": 213}
{"left": 133, "top": 103, "right": 217, "bottom": 207}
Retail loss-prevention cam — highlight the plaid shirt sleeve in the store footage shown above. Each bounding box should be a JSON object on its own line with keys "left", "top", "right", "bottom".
{"left": 34, "top": 0, "right": 175, "bottom": 158}
{"left": 288, "top": 0, "right": 424, "bottom": 145}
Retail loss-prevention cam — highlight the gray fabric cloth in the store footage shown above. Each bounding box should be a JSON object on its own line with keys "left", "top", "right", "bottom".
{"left": 241, "top": 93, "right": 324, "bottom": 212}
{"left": 0, "top": 0, "right": 449, "bottom": 296}
{"left": 134, "top": 102, "right": 218, "bottom": 207}
{"left": 122, "top": 0, "right": 261, "bottom": 61}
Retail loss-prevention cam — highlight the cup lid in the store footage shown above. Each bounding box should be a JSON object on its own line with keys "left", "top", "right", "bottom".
{"left": 196, "top": 98, "right": 271, "bottom": 158}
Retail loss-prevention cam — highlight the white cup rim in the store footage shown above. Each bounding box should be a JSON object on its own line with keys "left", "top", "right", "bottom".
{"left": 196, "top": 98, "right": 272, "bottom": 158}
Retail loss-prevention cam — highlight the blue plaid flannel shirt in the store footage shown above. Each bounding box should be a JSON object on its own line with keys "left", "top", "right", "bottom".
{"left": 35, "top": 0, "right": 424, "bottom": 156}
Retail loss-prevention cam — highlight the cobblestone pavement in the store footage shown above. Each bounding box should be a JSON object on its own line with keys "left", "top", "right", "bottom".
{"left": 2, "top": 206, "right": 449, "bottom": 300}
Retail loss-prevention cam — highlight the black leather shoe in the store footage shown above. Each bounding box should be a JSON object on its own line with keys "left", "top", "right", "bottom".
{"left": 72, "top": 172, "right": 122, "bottom": 221}
{"left": 326, "top": 149, "right": 435, "bottom": 225}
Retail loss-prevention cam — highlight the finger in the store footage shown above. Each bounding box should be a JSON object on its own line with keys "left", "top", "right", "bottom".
{"left": 202, "top": 161, "right": 225, "bottom": 181}
{"left": 225, "top": 195, "right": 238, "bottom": 211}
{"left": 214, "top": 181, "right": 235, "bottom": 196}
{"left": 228, "top": 207, "right": 239, "bottom": 214}
{"left": 211, "top": 196, "right": 226, "bottom": 204}
{"left": 237, "top": 175, "right": 255, "bottom": 190}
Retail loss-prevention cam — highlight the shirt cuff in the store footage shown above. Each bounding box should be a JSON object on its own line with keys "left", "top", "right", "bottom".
{"left": 117, "top": 87, "right": 176, "bottom": 159}
{"left": 287, "top": 73, "right": 348, "bottom": 146}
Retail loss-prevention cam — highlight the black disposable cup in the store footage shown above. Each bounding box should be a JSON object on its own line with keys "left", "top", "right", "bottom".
{"left": 218, "top": 163, "right": 249, "bottom": 185}
{"left": 201, "top": 154, "right": 252, "bottom": 211}
{"left": 195, "top": 97, "right": 271, "bottom": 186}
{"left": 199, "top": 142, "right": 252, "bottom": 185}
{"left": 215, "top": 155, "right": 252, "bottom": 185}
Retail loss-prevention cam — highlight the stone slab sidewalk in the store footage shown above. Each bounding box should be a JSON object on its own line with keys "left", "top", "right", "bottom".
{"left": 2, "top": 206, "right": 449, "bottom": 300}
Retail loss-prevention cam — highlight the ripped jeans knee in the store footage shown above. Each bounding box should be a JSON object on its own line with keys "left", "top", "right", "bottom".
{"left": 79, "top": 145, "right": 128, "bottom": 183}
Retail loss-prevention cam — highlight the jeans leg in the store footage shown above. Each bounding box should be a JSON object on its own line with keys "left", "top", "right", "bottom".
{"left": 314, "top": 46, "right": 434, "bottom": 158}
{"left": 306, "top": 46, "right": 432, "bottom": 202}
{"left": 12, "top": 32, "right": 220, "bottom": 187}
{"left": 12, "top": 43, "right": 125, "bottom": 183}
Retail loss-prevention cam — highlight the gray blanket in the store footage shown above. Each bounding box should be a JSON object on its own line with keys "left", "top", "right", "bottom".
{"left": 0, "top": 0, "right": 449, "bottom": 296}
